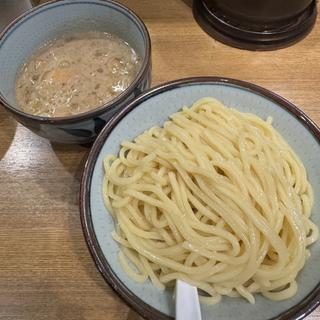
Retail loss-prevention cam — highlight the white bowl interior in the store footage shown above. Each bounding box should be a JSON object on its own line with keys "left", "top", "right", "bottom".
{"left": 89, "top": 82, "right": 320, "bottom": 320}
{"left": 0, "top": 0, "right": 147, "bottom": 109}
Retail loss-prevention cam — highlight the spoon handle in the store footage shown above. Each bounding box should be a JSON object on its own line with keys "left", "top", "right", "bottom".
{"left": 176, "top": 279, "right": 202, "bottom": 320}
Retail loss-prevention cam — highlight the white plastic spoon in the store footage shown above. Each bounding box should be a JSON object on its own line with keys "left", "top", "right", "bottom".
{"left": 176, "top": 279, "right": 202, "bottom": 320}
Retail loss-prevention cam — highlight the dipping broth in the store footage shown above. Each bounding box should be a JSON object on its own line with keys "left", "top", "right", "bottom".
{"left": 15, "top": 32, "right": 141, "bottom": 117}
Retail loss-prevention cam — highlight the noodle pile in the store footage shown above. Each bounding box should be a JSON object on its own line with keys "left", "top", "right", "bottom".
{"left": 103, "top": 97, "right": 318, "bottom": 304}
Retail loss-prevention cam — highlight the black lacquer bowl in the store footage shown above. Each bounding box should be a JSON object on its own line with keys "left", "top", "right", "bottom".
{"left": 193, "top": 0, "right": 317, "bottom": 50}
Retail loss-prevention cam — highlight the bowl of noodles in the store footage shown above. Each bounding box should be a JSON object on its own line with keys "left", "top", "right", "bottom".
{"left": 80, "top": 77, "right": 320, "bottom": 320}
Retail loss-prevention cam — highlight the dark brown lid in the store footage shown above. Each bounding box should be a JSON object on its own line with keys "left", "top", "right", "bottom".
{"left": 193, "top": 0, "right": 317, "bottom": 51}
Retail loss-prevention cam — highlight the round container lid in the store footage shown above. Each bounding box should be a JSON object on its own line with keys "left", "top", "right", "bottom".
{"left": 193, "top": 0, "right": 317, "bottom": 51}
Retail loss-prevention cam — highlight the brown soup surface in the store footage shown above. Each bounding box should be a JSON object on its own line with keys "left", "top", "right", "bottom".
{"left": 16, "top": 32, "right": 141, "bottom": 117}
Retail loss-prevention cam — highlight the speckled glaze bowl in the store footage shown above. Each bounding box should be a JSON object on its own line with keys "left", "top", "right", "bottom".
{"left": 0, "top": 0, "right": 151, "bottom": 144}
{"left": 80, "top": 77, "right": 320, "bottom": 320}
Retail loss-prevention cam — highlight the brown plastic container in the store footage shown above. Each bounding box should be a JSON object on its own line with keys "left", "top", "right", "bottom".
{"left": 193, "top": 0, "right": 317, "bottom": 50}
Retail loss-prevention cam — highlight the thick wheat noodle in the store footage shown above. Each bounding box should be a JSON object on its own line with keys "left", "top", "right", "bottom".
{"left": 102, "top": 97, "right": 318, "bottom": 304}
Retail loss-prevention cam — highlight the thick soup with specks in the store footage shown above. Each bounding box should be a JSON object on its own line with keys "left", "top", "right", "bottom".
{"left": 15, "top": 32, "right": 141, "bottom": 117}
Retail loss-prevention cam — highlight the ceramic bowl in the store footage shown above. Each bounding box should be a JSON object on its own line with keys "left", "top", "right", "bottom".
{"left": 0, "top": 0, "right": 151, "bottom": 144}
{"left": 80, "top": 77, "right": 320, "bottom": 320}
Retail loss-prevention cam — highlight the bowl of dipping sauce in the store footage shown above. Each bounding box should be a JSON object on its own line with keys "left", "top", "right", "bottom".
{"left": 0, "top": 0, "right": 151, "bottom": 144}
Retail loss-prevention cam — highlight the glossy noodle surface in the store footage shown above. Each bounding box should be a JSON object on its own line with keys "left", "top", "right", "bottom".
{"left": 102, "top": 97, "right": 319, "bottom": 304}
